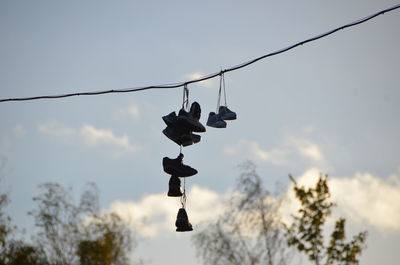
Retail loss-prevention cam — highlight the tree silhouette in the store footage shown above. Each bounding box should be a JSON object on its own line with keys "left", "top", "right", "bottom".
{"left": 1, "top": 184, "right": 47, "bottom": 265}
{"left": 29, "top": 182, "right": 139, "bottom": 265}
{"left": 0, "top": 181, "right": 139, "bottom": 265}
{"left": 192, "top": 162, "right": 291, "bottom": 265}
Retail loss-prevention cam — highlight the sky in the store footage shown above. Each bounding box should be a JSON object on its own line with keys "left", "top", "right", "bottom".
{"left": 0, "top": 0, "right": 399, "bottom": 264}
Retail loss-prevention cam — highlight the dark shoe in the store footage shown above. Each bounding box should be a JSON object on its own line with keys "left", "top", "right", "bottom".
{"left": 218, "top": 106, "right": 237, "bottom": 120}
{"left": 177, "top": 109, "right": 206, "bottom": 133}
{"left": 162, "top": 111, "right": 177, "bottom": 126}
{"left": 168, "top": 176, "right": 182, "bottom": 197}
{"left": 175, "top": 208, "right": 193, "bottom": 232}
{"left": 163, "top": 153, "right": 198, "bottom": 177}
{"left": 163, "top": 126, "right": 201, "bottom": 147}
{"left": 206, "top": 112, "right": 227, "bottom": 128}
{"left": 189, "top": 101, "right": 201, "bottom": 121}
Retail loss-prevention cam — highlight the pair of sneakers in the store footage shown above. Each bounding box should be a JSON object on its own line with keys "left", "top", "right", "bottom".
{"left": 175, "top": 208, "right": 193, "bottom": 232}
{"left": 162, "top": 102, "right": 206, "bottom": 146}
{"left": 206, "top": 106, "right": 237, "bottom": 128}
{"left": 163, "top": 153, "right": 197, "bottom": 197}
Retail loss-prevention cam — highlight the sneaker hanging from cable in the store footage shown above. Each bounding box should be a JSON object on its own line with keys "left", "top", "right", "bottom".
{"left": 163, "top": 153, "right": 198, "bottom": 177}
{"left": 218, "top": 72, "right": 236, "bottom": 120}
{"left": 175, "top": 207, "right": 193, "bottom": 232}
{"left": 207, "top": 72, "right": 236, "bottom": 128}
{"left": 162, "top": 85, "right": 205, "bottom": 146}
{"left": 167, "top": 176, "right": 183, "bottom": 197}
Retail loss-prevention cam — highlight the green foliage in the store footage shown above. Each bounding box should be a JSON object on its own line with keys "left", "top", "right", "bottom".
{"left": 285, "top": 174, "right": 367, "bottom": 265}
{"left": 77, "top": 213, "right": 134, "bottom": 265}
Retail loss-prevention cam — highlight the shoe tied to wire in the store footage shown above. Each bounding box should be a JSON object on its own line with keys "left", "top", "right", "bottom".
{"left": 162, "top": 126, "right": 201, "bottom": 147}
{"left": 167, "top": 176, "right": 182, "bottom": 197}
{"left": 189, "top": 101, "right": 201, "bottom": 121}
{"left": 175, "top": 208, "right": 193, "bottom": 232}
{"left": 177, "top": 105, "right": 206, "bottom": 133}
{"left": 218, "top": 106, "right": 237, "bottom": 120}
{"left": 162, "top": 111, "right": 177, "bottom": 126}
{"left": 206, "top": 112, "right": 227, "bottom": 128}
{"left": 163, "top": 153, "right": 198, "bottom": 177}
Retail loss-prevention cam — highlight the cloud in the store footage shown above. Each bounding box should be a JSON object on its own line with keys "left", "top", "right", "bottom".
{"left": 185, "top": 72, "right": 216, "bottom": 88}
{"left": 38, "top": 121, "right": 139, "bottom": 157}
{"left": 80, "top": 125, "right": 138, "bottom": 157}
{"left": 288, "top": 136, "right": 324, "bottom": 162}
{"left": 38, "top": 121, "right": 76, "bottom": 138}
{"left": 282, "top": 168, "right": 400, "bottom": 232}
{"left": 115, "top": 103, "right": 141, "bottom": 121}
{"left": 224, "top": 132, "right": 327, "bottom": 168}
{"left": 331, "top": 172, "right": 400, "bottom": 231}
{"left": 12, "top": 124, "right": 26, "bottom": 137}
{"left": 108, "top": 185, "right": 225, "bottom": 237}
{"left": 224, "top": 140, "right": 288, "bottom": 165}
{"left": 108, "top": 168, "right": 400, "bottom": 238}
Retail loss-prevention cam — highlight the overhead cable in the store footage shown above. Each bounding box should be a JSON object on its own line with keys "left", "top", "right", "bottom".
{"left": 1, "top": 3, "right": 399, "bottom": 103}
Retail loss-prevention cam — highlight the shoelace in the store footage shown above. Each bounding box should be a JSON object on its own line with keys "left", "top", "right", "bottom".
{"left": 216, "top": 72, "right": 228, "bottom": 113}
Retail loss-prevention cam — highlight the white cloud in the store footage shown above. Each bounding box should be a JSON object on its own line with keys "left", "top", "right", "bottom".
{"left": 185, "top": 72, "right": 216, "bottom": 88}
{"left": 108, "top": 169, "right": 400, "bottom": 239}
{"left": 225, "top": 133, "right": 327, "bottom": 168}
{"left": 224, "top": 139, "right": 288, "bottom": 165}
{"left": 80, "top": 125, "right": 137, "bottom": 157}
{"left": 38, "top": 121, "right": 139, "bottom": 157}
{"left": 38, "top": 121, "right": 76, "bottom": 138}
{"left": 331, "top": 172, "right": 400, "bottom": 231}
{"left": 282, "top": 168, "right": 400, "bottom": 232}
{"left": 115, "top": 103, "right": 141, "bottom": 121}
{"left": 12, "top": 124, "right": 26, "bottom": 137}
{"left": 127, "top": 105, "right": 140, "bottom": 119}
{"left": 108, "top": 185, "right": 225, "bottom": 238}
{"left": 287, "top": 136, "right": 324, "bottom": 163}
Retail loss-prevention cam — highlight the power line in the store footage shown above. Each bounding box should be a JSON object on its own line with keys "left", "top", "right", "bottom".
{"left": 1, "top": 3, "right": 399, "bottom": 103}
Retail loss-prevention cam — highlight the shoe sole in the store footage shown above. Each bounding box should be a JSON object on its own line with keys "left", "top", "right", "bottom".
{"left": 221, "top": 113, "right": 237, "bottom": 120}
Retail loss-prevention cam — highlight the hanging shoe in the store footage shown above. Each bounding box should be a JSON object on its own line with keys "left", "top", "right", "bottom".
{"left": 189, "top": 101, "right": 201, "bottom": 121}
{"left": 218, "top": 106, "right": 237, "bottom": 120}
{"left": 162, "top": 111, "right": 177, "bottom": 126}
{"left": 163, "top": 153, "right": 198, "bottom": 177}
{"left": 206, "top": 112, "right": 227, "bottom": 128}
{"left": 167, "top": 176, "right": 182, "bottom": 197}
{"left": 163, "top": 126, "right": 201, "bottom": 147}
{"left": 175, "top": 208, "right": 193, "bottom": 232}
{"left": 177, "top": 108, "right": 206, "bottom": 133}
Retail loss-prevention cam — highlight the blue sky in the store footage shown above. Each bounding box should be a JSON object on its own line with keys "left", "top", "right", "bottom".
{"left": 1, "top": 1, "right": 400, "bottom": 264}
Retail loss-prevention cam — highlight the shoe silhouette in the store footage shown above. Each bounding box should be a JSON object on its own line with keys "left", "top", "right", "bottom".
{"left": 218, "top": 106, "right": 237, "bottom": 120}
{"left": 162, "top": 111, "right": 177, "bottom": 126}
{"left": 162, "top": 126, "right": 201, "bottom": 147}
{"left": 163, "top": 153, "right": 198, "bottom": 177}
{"left": 175, "top": 208, "right": 193, "bottom": 232}
{"left": 206, "top": 112, "right": 227, "bottom": 128}
{"left": 176, "top": 108, "right": 206, "bottom": 133}
{"left": 167, "top": 176, "right": 183, "bottom": 197}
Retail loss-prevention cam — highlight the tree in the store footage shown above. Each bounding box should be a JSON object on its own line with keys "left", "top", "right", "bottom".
{"left": 1, "top": 183, "right": 46, "bottom": 265}
{"left": 192, "top": 162, "right": 291, "bottom": 265}
{"left": 2, "top": 240, "right": 48, "bottom": 265}
{"left": 77, "top": 213, "right": 136, "bottom": 265}
{"left": 29, "top": 182, "right": 138, "bottom": 265}
{"left": 285, "top": 174, "right": 367, "bottom": 265}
